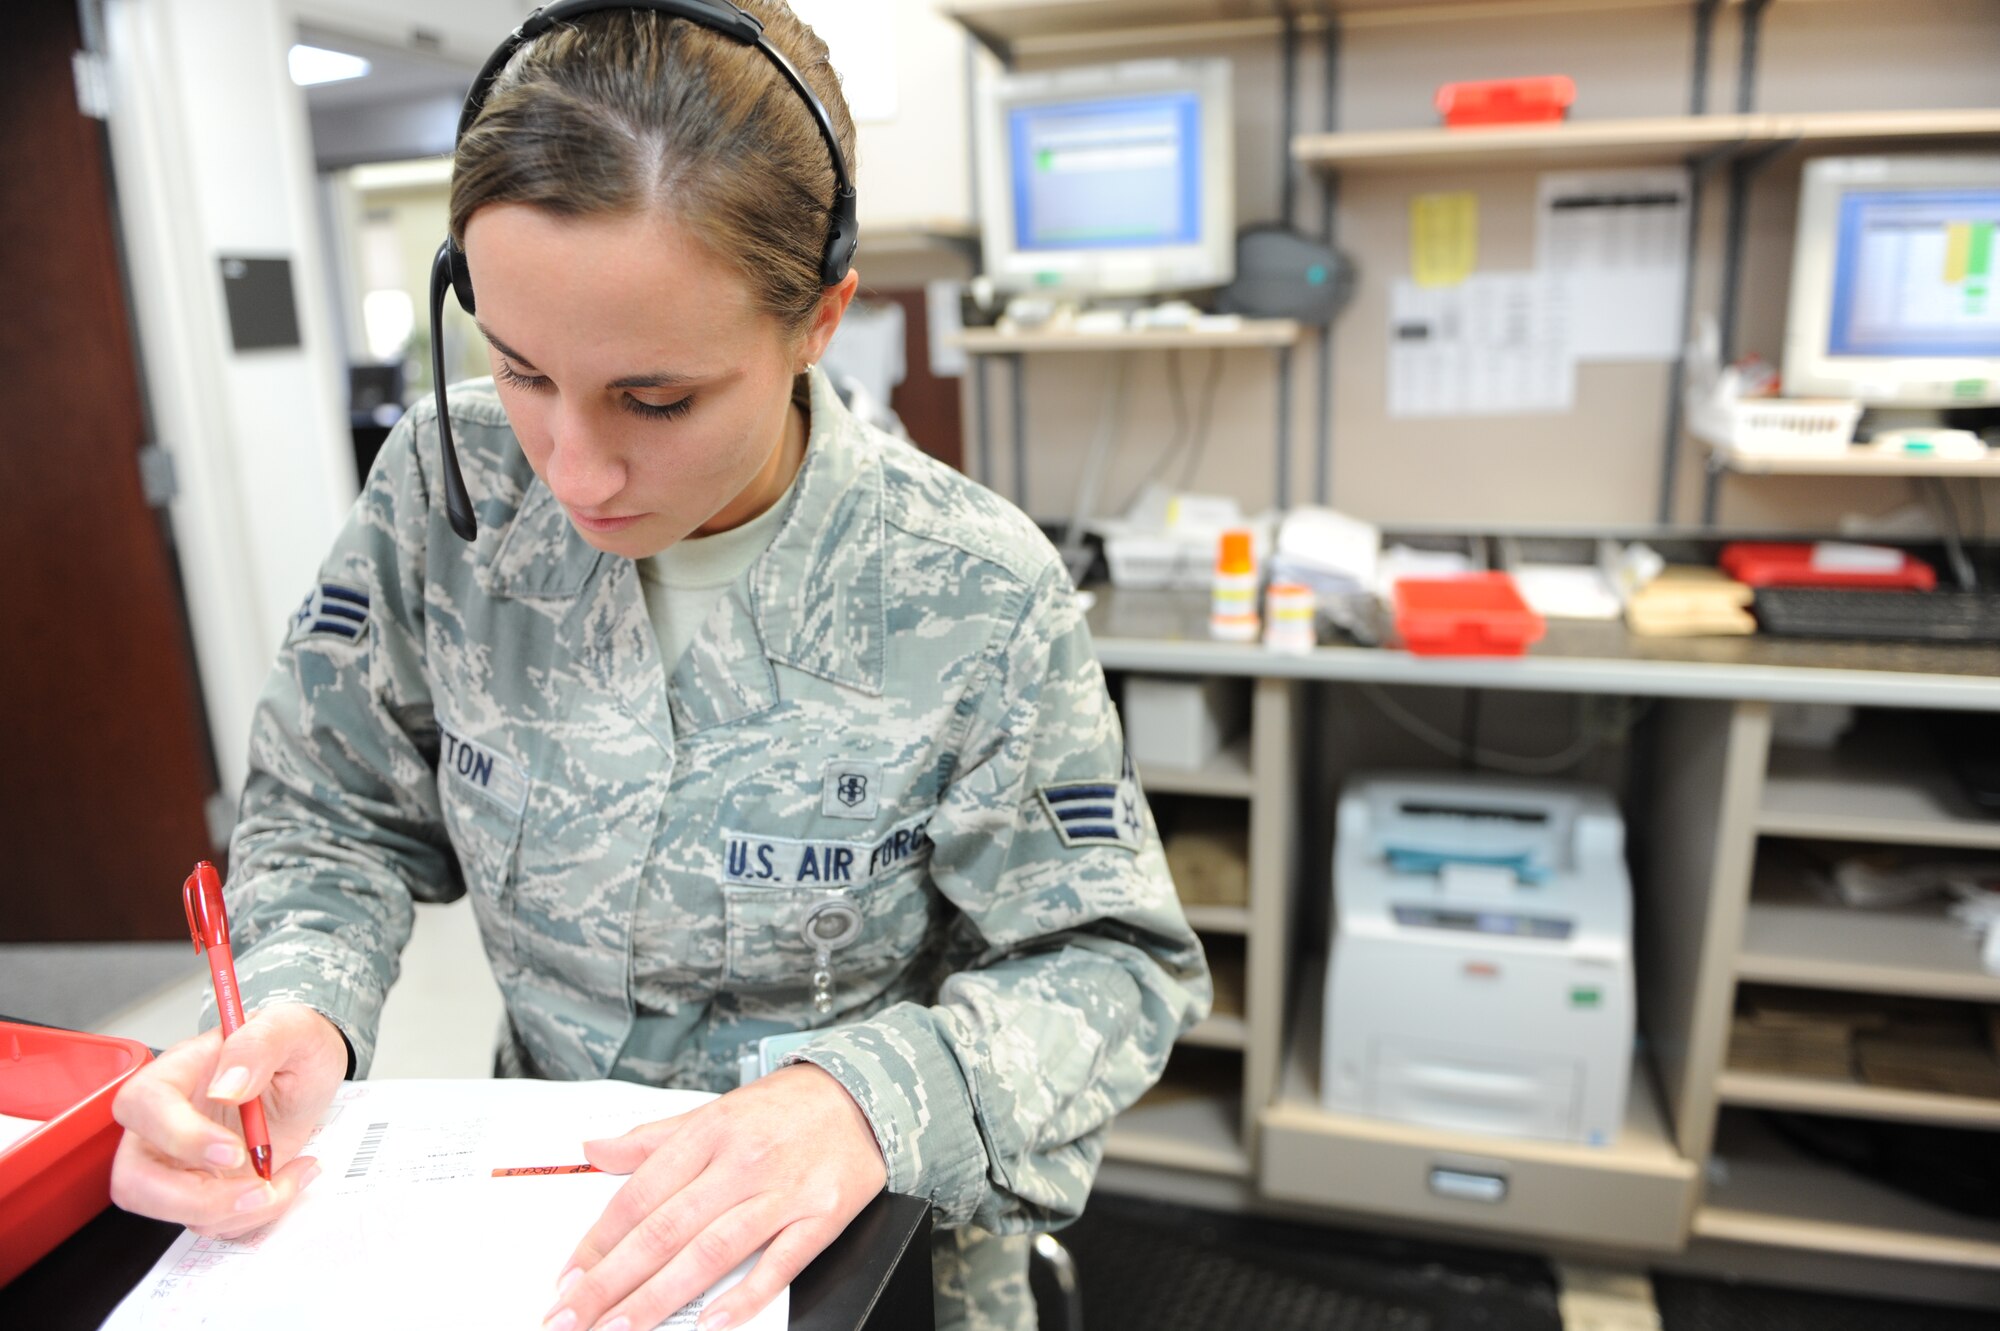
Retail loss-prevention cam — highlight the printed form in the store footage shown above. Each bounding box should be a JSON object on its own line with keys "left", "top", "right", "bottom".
{"left": 102, "top": 1079, "right": 789, "bottom": 1331}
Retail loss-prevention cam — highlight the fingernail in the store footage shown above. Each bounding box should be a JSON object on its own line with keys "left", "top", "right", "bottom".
{"left": 555, "top": 1267, "right": 582, "bottom": 1297}
{"left": 541, "top": 1311, "right": 576, "bottom": 1331}
{"left": 299, "top": 1163, "right": 323, "bottom": 1191}
{"left": 699, "top": 1311, "right": 733, "bottom": 1331}
{"left": 234, "top": 1184, "right": 272, "bottom": 1213}
{"left": 209, "top": 1067, "right": 250, "bottom": 1100}
{"left": 205, "top": 1142, "right": 244, "bottom": 1168}
{"left": 600, "top": 1319, "right": 630, "bottom": 1331}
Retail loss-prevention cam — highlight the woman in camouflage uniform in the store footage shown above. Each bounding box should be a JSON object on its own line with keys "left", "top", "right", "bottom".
{"left": 110, "top": 5, "right": 1209, "bottom": 1329}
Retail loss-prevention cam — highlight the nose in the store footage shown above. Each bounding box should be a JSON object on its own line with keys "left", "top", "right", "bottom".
{"left": 541, "top": 401, "right": 626, "bottom": 513}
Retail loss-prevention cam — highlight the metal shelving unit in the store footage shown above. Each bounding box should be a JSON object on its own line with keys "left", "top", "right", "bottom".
{"left": 1100, "top": 676, "right": 1300, "bottom": 1184}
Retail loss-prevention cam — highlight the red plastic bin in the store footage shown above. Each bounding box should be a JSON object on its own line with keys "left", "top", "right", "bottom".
{"left": 1719, "top": 541, "right": 1937, "bottom": 591}
{"left": 1435, "top": 76, "right": 1576, "bottom": 127}
{"left": 1394, "top": 573, "right": 1547, "bottom": 656}
{"left": 0, "top": 1021, "right": 154, "bottom": 1285}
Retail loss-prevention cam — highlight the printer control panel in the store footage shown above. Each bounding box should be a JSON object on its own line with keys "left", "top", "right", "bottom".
{"left": 1391, "top": 904, "right": 1574, "bottom": 940}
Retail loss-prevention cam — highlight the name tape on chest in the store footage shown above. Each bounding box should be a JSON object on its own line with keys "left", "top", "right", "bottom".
{"left": 437, "top": 722, "right": 530, "bottom": 816}
{"left": 723, "top": 820, "right": 932, "bottom": 889}
{"left": 1039, "top": 753, "right": 1145, "bottom": 853}
{"left": 290, "top": 583, "right": 370, "bottom": 643}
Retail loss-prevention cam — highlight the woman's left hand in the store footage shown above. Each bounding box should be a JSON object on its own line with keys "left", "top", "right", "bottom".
{"left": 545, "top": 1063, "right": 887, "bottom": 1331}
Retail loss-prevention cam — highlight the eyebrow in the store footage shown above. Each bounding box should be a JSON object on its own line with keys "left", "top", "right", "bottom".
{"left": 475, "top": 321, "right": 704, "bottom": 390}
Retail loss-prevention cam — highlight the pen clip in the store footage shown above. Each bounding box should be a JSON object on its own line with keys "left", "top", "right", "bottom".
{"left": 182, "top": 861, "right": 229, "bottom": 953}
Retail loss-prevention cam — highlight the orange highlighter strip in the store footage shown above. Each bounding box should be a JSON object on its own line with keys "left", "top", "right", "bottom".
{"left": 491, "top": 1164, "right": 604, "bottom": 1177}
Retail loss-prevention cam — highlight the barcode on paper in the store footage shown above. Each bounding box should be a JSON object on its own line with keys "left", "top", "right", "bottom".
{"left": 346, "top": 1122, "right": 389, "bottom": 1179}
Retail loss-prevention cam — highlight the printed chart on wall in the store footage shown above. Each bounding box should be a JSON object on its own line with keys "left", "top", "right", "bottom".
{"left": 1536, "top": 168, "right": 1691, "bottom": 362}
{"left": 1388, "top": 273, "right": 1575, "bottom": 417}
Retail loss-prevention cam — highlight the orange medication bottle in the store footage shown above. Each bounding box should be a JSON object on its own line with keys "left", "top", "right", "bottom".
{"left": 1210, "top": 529, "right": 1260, "bottom": 642}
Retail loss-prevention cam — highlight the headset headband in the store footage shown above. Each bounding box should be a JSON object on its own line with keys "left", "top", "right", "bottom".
{"left": 428, "top": 0, "right": 859, "bottom": 540}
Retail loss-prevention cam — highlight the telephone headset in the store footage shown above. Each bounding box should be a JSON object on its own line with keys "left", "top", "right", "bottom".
{"left": 427, "top": 0, "right": 860, "bottom": 541}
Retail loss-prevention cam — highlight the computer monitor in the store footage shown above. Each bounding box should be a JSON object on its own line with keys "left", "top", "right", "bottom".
{"left": 1784, "top": 155, "right": 2000, "bottom": 408}
{"left": 975, "top": 59, "right": 1234, "bottom": 298}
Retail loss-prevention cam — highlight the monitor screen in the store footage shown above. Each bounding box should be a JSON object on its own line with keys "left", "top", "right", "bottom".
{"left": 1827, "top": 187, "right": 2000, "bottom": 359}
{"left": 1007, "top": 93, "right": 1203, "bottom": 254}
{"left": 976, "top": 59, "right": 1233, "bottom": 297}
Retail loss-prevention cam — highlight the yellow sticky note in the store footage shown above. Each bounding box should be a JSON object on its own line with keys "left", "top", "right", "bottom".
{"left": 1411, "top": 192, "right": 1477, "bottom": 288}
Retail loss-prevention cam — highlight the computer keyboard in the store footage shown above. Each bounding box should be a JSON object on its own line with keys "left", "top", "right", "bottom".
{"left": 1753, "top": 587, "right": 2000, "bottom": 644}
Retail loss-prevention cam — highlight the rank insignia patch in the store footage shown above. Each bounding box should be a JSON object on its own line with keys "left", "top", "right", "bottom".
{"left": 1038, "top": 752, "right": 1145, "bottom": 852}
{"left": 291, "top": 583, "right": 369, "bottom": 642}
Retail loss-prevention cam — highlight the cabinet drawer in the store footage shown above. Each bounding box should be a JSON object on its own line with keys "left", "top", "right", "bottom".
{"left": 1260, "top": 1069, "right": 1698, "bottom": 1252}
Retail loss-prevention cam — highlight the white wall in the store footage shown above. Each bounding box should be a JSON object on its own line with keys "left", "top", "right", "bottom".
{"left": 102, "top": 0, "right": 358, "bottom": 800}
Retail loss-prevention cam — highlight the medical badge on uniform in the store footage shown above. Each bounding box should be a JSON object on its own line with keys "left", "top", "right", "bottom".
{"left": 1038, "top": 751, "right": 1145, "bottom": 852}
{"left": 290, "top": 582, "right": 370, "bottom": 642}
{"left": 820, "top": 759, "right": 882, "bottom": 820}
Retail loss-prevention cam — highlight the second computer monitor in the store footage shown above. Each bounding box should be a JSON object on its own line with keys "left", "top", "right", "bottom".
{"left": 1784, "top": 154, "right": 2000, "bottom": 407}
{"left": 976, "top": 59, "right": 1234, "bottom": 298}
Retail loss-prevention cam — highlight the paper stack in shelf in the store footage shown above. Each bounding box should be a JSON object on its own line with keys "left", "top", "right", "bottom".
{"left": 1625, "top": 566, "right": 1755, "bottom": 637}
{"left": 1854, "top": 1009, "right": 2000, "bottom": 1099}
{"left": 1163, "top": 808, "right": 1250, "bottom": 908}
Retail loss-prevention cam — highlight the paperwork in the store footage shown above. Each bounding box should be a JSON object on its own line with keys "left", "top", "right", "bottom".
{"left": 1388, "top": 274, "right": 1574, "bottom": 417}
{"left": 103, "top": 1079, "right": 789, "bottom": 1331}
{"left": 1536, "top": 168, "right": 1691, "bottom": 362}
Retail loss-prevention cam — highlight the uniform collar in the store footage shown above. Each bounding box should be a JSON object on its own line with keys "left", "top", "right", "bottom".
{"left": 750, "top": 366, "right": 887, "bottom": 698}
{"left": 482, "top": 366, "right": 886, "bottom": 699}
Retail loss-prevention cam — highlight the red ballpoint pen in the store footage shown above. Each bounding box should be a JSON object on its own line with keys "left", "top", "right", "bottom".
{"left": 183, "top": 861, "right": 273, "bottom": 1182}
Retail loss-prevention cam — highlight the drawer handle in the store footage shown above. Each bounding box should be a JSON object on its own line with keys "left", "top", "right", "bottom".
{"left": 1429, "top": 1167, "right": 1508, "bottom": 1203}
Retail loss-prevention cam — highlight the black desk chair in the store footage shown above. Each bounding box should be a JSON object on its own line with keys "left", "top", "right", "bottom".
{"left": 1030, "top": 1233, "right": 1084, "bottom": 1331}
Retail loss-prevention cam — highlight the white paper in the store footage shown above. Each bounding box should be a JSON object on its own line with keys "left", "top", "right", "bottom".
{"left": 1512, "top": 565, "right": 1623, "bottom": 620}
{"left": 1388, "top": 274, "right": 1574, "bottom": 418}
{"left": 102, "top": 1079, "right": 788, "bottom": 1331}
{"left": 1536, "top": 169, "right": 1690, "bottom": 362}
{"left": 1811, "top": 541, "right": 1906, "bottom": 574}
{"left": 0, "top": 1112, "right": 45, "bottom": 1153}
{"left": 791, "top": 0, "right": 897, "bottom": 122}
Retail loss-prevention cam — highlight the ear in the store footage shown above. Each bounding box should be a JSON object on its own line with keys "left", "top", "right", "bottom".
{"left": 797, "top": 270, "right": 861, "bottom": 371}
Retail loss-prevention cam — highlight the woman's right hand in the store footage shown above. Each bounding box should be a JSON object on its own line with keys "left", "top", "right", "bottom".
{"left": 110, "top": 1001, "right": 350, "bottom": 1239}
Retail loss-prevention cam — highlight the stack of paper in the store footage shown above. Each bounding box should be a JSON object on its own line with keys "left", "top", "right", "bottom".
{"left": 104, "top": 1079, "right": 788, "bottom": 1331}
{"left": 1625, "top": 566, "right": 1754, "bottom": 637}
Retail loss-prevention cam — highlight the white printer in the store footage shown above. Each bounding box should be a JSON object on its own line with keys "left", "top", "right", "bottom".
{"left": 1323, "top": 774, "right": 1634, "bottom": 1147}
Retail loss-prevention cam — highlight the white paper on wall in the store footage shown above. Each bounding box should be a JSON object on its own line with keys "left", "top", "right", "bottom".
{"left": 1536, "top": 168, "right": 1691, "bottom": 362}
{"left": 1387, "top": 273, "right": 1575, "bottom": 418}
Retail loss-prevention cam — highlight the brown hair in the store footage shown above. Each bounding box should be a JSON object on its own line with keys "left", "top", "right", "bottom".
{"left": 448, "top": 2, "right": 856, "bottom": 340}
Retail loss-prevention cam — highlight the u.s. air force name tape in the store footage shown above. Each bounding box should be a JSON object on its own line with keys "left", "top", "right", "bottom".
{"left": 722, "top": 818, "right": 933, "bottom": 888}
{"left": 437, "top": 721, "right": 530, "bottom": 816}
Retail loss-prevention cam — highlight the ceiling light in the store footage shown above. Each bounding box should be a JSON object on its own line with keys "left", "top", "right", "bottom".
{"left": 288, "top": 44, "right": 371, "bottom": 87}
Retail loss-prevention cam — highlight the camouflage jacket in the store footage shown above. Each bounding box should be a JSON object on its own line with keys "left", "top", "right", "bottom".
{"left": 225, "top": 367, "right": 1211, "bottom": 1329}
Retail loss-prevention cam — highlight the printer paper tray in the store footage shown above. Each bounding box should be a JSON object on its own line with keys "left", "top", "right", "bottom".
{"left": 1261, "top": 970, "right": 1697, "bottom": 1252}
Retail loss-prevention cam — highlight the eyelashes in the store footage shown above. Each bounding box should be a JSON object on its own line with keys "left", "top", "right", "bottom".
{"left": 494, "top": 359, "right": 696, "bottom": 423}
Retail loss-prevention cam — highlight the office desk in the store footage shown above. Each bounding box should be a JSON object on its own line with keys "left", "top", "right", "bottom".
{"left": 1087, "top": 585, "right": 2000, "bottom": 1305}
{"left": 0, "top": 1190, "right": 933, "bottom": 1330}
{"left": 1087, "top": 585, "right": 2000, "bottom": 710}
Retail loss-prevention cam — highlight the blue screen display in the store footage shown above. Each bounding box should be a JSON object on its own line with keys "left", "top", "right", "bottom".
{"left": 1826, "top": 188, "right": 2000, "bottom": 358}
{"left": 1008, "top": 92, "right": 1202, "bottom": 253}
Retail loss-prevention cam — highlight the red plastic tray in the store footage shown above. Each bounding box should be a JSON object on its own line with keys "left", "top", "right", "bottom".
{"left": 0, "top": 1021, "right": 154, "bottom": 1285}
{"left": 1719, "top": 541, "right": 1937, "bottom": 591}
{"left": 1394, "top": 573, "right": 1547, "bottom": 656}
{"left": 1435, "top": 76, "right": 1576, "bottom": 127}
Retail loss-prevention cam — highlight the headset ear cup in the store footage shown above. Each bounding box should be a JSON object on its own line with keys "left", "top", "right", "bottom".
{"left": 822, "top": 189, "right": 859, "bottom": 286}
{"left": 449, "top": 241, "right": 476, "bottom": 315}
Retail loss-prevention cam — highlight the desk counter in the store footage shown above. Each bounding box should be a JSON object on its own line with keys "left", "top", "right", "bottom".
{"left": 1087, "top": 586, "right": 2000, "bottom": 711}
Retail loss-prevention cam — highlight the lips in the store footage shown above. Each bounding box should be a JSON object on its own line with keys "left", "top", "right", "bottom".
{"left": 570, "top": 511, "right": 644, "bottom": 534}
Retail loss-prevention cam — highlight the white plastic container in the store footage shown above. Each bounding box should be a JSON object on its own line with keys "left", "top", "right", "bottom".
{"left": 1124, "top": 675, "right": 1248, "bottom": 770}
